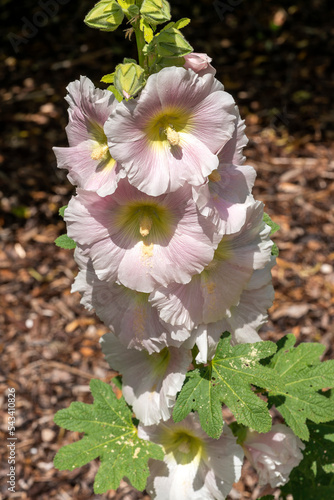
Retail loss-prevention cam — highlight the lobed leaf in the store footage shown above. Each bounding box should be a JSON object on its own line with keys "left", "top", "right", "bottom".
{"left": 54, "top": 234, "right": 76, "bottom": 249}
{"left": 54, "top": 379, "right": 163, "bottom": 493}
{"left": 173, "top": 333, "right": 278, "bottom": 438}
{"left": 266, "top": 336, "right": 334, "bottom": 440}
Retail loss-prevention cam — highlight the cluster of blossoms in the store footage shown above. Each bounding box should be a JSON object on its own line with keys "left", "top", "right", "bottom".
{"left": 54, "top": 54, "right": 304, "bottom": 498}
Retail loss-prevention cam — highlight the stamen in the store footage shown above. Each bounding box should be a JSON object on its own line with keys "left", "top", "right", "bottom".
{"left": 139, "top": 215, "right": 153, "bottom": 237}
{"left": 208, "top": 170, "right": 221, "bottom": 182}
{"left": 165, "top": 125, "right": 180, "bottom": 146}
{"left": 91, "top": 144, "right": 109, "bottom": 161}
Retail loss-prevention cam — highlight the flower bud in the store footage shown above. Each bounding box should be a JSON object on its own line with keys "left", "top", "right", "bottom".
{"left": 114, "top": 62, "right": 145, "bottom": 99}
{"left": 243, "top": 424, "right": 305, "bottom": 487}
{"left": 140, "top": 0, "right": 171, "bottom": 25}
{"left": 84, "top": 0, "right": 124, "bottom": 32}
{"left": 184, "top": 52, "right": 216, "bottom": 77}
{"left": 151, "top": 27, "right": 193, "bottom": 58}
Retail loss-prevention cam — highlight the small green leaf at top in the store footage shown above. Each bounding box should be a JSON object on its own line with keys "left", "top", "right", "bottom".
{"left": 54, "top": 379, "right": 164, "bottom": 494}
{"left": 101, "top": 72, "right": 115, "bottom": 84}
{"left": 55, "top": 234, "right": 76, "bottom": 250}
{"left": 173, "top": 333, "right": 278, "bottom": 439}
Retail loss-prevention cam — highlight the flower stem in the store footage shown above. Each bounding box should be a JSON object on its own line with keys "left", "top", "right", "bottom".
{"left": 134, "top": 24, "right": 147, "bottom": 71}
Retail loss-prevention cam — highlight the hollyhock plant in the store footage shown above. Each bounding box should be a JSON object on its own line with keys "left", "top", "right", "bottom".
{"left": 101, "top": 332, "right": 192, "bottom": 425}
{"left": 72, "top": 248, "right": 192, "bottom": 353}
{"left": 104, "top": 66, "right": 237, "bottom": 196}
{"left": 243, "top": 424, "right": 305, "bottom": 487}
{"left": 183, "top": 52, "right": 216, "bottom": 77}
{"left": 53, "top": 76, "right": 124, "bottom": 197}
{"left": 138, "top": 414, "right": 244, "bottom": 500}
{"left": 150, "top": 199, "right": 273, "bottom": 331}
{"left": 65, "top": 177, "right": 221, "bottom": 293}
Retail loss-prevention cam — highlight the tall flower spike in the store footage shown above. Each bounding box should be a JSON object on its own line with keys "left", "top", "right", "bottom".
{"left": 65, "top": 178, "right": 221, "bottom": 293}
{"left": 138, "top": 414, "right": 244, "bottom": 500}
{"left": 53, "top": 76, "right": 124, "bottom": 197}
{"left": 104, "top": 66, "right": 237, "bottom": 196}
{"left": 101, "top": 333, "right": 192, "bottom": 426}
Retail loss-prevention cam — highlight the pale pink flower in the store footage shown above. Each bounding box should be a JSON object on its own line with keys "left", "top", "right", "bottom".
{"left": 65, "top": 178, "right": 220, "bottom": 293}
{"left": 183, "top": 52, "right": 216, "bottom": 77}
{"left": 104, "top": 66, "right": 237, "bottom": 196}
{"left": 243, "top": 424, "right": 305, "bottom": 487}
{"left": 101, "top": 333, "right": 191, "bottom": 425}
{"left": 191, "top": 257, "right": 276, "bottom": 363}
{"left": 150, "top": 199, "right": 273, "bottom": 331}
{"left": 53, "top": 76, "right": 124, "bottom": 196}
{"left": 72, "top": 249, "right": 191, "bottom": 353}
{"left": 138, "top": 414, "right": 244, "bottom": 500}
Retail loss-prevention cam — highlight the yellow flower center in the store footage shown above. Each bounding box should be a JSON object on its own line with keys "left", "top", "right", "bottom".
{"left": 161, "top": 428, "right": 206, "bottom": 465}
{"left": 91, "top": 143, "right": 110, "bottom": 161}
{"left": 144, "top": 107, "right": 192, "bottom": 149}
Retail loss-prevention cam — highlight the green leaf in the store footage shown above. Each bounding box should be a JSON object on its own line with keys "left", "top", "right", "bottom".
{"left": 266, "top": 336, "right": 334, "bottom": 441}
{"left": 101, "top": 72, "right": 115, "bottom": 83}
{"left": 54, "top": 379, "right": 163, "bottom": 493}
{"left": 55, "top": 234, "right": 76, "bottom": 250}
{"left": 173, "top": 333, "right": 278, "bottom": 438}
{"left": 271, "top": 242, "right": 279, "bottom": 256}
{"left": 140, "top": 18, "right": 154, "bottom": 43}
{"left": 281, "top": 419, "right": 334, "bottom": 499}
{"left": 174, "top": 18, "right": 191, "bottom": 30}
{"left": 263, "top": 212, "right": 280, "bottom": 236}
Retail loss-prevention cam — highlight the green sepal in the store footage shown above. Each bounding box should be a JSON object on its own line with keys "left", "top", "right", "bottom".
{"left": 140, "top": 0, "right": 171, "bottom": 26}
{"left": 114, "top": 62, "right": 145, "bottom": 99}
{"left": 101, "top": 72, "right": 115, "bottom": 84}
{"left": 84, "top": 0, "right": 124, "bottom": 32}
{"left": 174, "top": 18, "right": 191, "bottom": 30}
{"left": 58, "top": 205, "right": 67, "bottom": 218}
{"left": 54, "top": 379, "right": 164, "bottom": 494}
{"left": 263, "top": 212, "right": 280, "bottom": 236}
{"left": 55, "top": 234, "right": 76, "bottom": 250}
{"left": 107, "top": 85, "right": 123, "bottom": 102}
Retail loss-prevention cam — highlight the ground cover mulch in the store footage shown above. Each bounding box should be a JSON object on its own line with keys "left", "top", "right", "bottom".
{"left": 0, "top": 1, "right": 333, "bottom": 498}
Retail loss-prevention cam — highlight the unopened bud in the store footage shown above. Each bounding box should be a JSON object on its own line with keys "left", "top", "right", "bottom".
{"left": 114, "top": 62, "right": 145, "bottom": 99}
{"left": 140, "top": 0, "right": 171, "bottom": 25}
{"left": 84, "top": 0, "right": 124, "bottom": 32}
{"left": 152, "top": 27, "right": 193, "bottom": 58}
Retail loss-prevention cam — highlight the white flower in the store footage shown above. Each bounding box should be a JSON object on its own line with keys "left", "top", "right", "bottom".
{"left": 100, "top": 333, "right": 191, "bottom": 426}
{"left": 138, "top": 414, "right": 244, "bottom": 500}
{"left": 243, "top": 424, "right": 305, "bottom": 487}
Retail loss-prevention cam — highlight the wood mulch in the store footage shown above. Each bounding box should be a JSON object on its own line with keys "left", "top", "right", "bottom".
{"left": 1, "top": 1, "right": 333, "bottom": 498}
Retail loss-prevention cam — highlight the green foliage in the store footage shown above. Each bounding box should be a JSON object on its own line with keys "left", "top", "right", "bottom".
{"left": 263, "top": 212, "right": 280, "bottom": 256}
{"left": 173, "top": 333, "right": 278, "bottom": 438}
{"left": 54, "top": 379, "right": 164, "bottom": 494}
{"left": 265, "top": 335, "right": 334, "bottom": 441}
{"left": 174, "top": 334, "right": 334, "bottom": 443}
{"left": 281, "top": 420, "right": 334, "bottom": 499}
{"left": 263, "top": 212, "right": 280, "bottom": 236}
{"left": 58, "top": 205, "right": 67, "bottom": 218}
{"left": 54, "top": 234, "right": 76, "bottom": 250}
{"left": 107, "top": 85, "right": 123, "bottom": 101}
{"left": 140, "top": 0, "right": 171, "bottom": 26}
